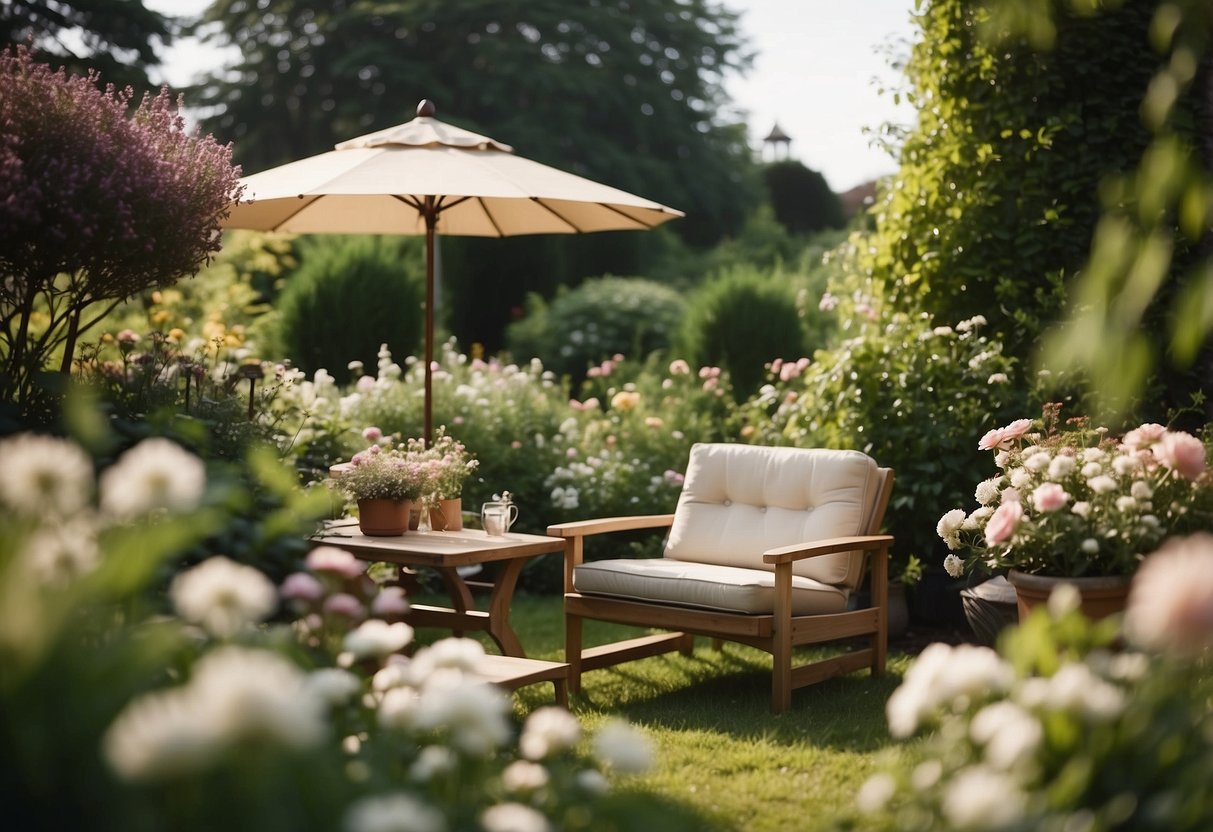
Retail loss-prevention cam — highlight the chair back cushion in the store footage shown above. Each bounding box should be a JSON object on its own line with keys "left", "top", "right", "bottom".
{"left": 663, "top": 443, "right": 881, "bottom": 590}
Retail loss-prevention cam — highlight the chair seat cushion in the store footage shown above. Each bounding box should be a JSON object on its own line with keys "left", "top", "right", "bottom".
{"left": 573, "top": 558, "right": 848, "bottom": 616}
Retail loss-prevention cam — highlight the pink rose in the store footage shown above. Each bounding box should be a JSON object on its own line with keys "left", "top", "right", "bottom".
{"left": 1122, "top": 422, "right": 1167, "bottom": 450}
{"left": 370, "top": 586, "right": 410, "bottom": 617}
{"left": 323, "top": 592, "right": 366, "bottom": 619}
{"left": 305, "top": 546, "right": 367, "bottom": 579}
{"left": 668, "top": 359, "right": 691, "bottom": 376}
{"left": 984, "top": 500, "right": 1023, "bottom": 546}
{"left": 978, "top": 418, "right": 1034, "bottom": 451}
{"left": 1031, "top": 482, "right": 1069, "bottom": 512}
{"left": 362, "top": 426, "right": 383, "bottom": 442}
{"left": 1126, "top": 534, "right": 1213, "bottom": 656}
{"left": 1155, "top": 431, "right": 1206, "bottom": 480}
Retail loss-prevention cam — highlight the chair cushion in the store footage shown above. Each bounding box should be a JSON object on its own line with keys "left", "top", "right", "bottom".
{"left": 664, "top": 444, "right": 880, "bottom": 589}
{"left": 573, "top": 558, "right": 848, "bottom": 615}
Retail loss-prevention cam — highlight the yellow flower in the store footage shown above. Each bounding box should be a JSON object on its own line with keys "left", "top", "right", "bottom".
{"left": 611, "top": 391, "right": 640, "bottom": 412}
{"left": 645, "top": 416, "right": 664, "bottom": 429}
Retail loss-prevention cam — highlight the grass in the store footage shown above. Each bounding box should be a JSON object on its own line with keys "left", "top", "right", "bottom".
{"left": 412, "top": 591, "right": 922, "bottom": 831}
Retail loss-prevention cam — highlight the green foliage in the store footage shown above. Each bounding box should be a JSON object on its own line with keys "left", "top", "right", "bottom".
{"left": 761, "top": 160, "right": 846, "bottom": 235}
{"left": 678, "top": 265, "right": 809, "bottom": 398}
{"left": 735, "top": 307, "right": 1035, "bottom": 568}
{"left": 506, "top": 276, "right": 686, "bottom": 383}
{"left": 863, "top": 0, "right": 1164, "bottom": 355}
{"left": 0, "top": 0, "right": 172, "bottom": 92}
{"left": 276, "top": 236, "right": 425, "bottom": 386}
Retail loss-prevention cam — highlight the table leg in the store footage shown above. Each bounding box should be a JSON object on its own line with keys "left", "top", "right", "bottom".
{"left": 486, "top": 557, "right": 528, "bottom": 657}
{"left": 433, "top": 566, "right": 475, "bottom": 637}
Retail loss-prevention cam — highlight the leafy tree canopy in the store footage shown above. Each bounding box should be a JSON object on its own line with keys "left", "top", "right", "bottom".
{"left": 190, "top": 0, "right": 761, "bottom": 247}
{"left": 0, "top": 0, "right": 173, "bottom": 91}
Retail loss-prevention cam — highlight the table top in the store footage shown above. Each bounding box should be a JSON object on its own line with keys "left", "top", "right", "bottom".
{"left": 310, "top": 519, "right": 565, "bottom": 566}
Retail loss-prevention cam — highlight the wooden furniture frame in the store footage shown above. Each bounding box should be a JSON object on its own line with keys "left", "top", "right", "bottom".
{"left": 549, "top": 467, "right": 894, "bottom": 713}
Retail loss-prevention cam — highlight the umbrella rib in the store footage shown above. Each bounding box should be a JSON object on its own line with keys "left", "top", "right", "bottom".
{"left": 476, "top": 198, "right": 507, "bottom": 237}
{"left": 263, "top": 196, "right": 322, "bottom": 232}
{"left": 528, "top": 197, "right": 587, "bottom": 233}
{"left": 595, "top": 201, "right": 668, "bottom": 229}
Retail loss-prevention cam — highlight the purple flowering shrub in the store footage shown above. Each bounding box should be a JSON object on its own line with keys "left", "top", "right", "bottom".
{"left": 0, "top": 45, "right": 243, "bottom": 406}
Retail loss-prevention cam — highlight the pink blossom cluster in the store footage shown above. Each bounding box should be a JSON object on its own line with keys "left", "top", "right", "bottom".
{"left": 768, "top": 357, "right": 811, "bottom": 383}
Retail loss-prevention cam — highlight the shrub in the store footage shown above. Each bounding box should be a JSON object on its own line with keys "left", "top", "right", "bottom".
{"left": 505, "top": 276, "right": 685, "bottom": 383}
{"left": 735, "top": 304, "right": 1035, "bottom": 570}
{"left": 0, "top": 45, "right": 242, "bottom": 416}
{"left": 276, "top": 236, "right": 424, "bottom": 385}
{"left": 678, "top": 265, "right": 808, "bottom": 398}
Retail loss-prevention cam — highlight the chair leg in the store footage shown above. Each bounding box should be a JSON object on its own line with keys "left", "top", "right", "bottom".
{"left": 710, "top": 638, "right": 724, "bottom": 652}
{"left": 679, "top": 633, "right": 695, "bottom": 656}
{"left": 771, "top": 562, "right": 793, "bottom": 713}
{"left": 565, "top": 610, "right": 583, "bottom": 695}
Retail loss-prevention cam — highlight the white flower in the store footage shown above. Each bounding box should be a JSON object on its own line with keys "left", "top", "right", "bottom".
{"left": 1082, "top": 447, "right": 1107, "bottom": 462}
{"left": 306, "top": 668, "right": 363, "bottom": 705}
{"left": 104, "top": 647, "right": 327, "bottom": 782}
{"left": 937, "top": 509, "right": 967, "bottom": 548}
{"left": 943, "top": 554, "right": 965, "bottom": 578}
{"left": 23, "top": 515, "right": 101, "bottom": 584}
{"left": 1080, "top": 462, "right": 1103, "bottom": 478}
{"left": 100, "top": 438, "right": 207, "bottom": 518}
{"left": 1023, "top": 452, "right": 1051, "bottom": 473}
{"left": 974, "top": 478, "right": 1002, "bottom": 505}
{"left": 592, "top": 719, "right": 654, "bottom": 774}
{"left": 1081, "top": 538, "right": 1099, "bottom": 554}
{"left": 377, "top": 686, "right": 420, "bottom": 729}
{"left": 1130, "top": 480, "right": 1154, "bottom": 500}
{"left": 1115, "top": 496, "right": 1138, "bottom": 513}
{"left": 480, "top": 803, "right": 550, "bottom": 832}
{"left": 520, "top": 706, "right": 582, "bottom": 760}
{"left": 987, "top": 372, "right": 1009, "bottom": 385}
{"left": 1126, "top": 533, "right": 1213, "bottom": 656}
{"left": 911, "top": 759, "right": 943, "bottom": 791}
{"left": 170, "top": 556, "right": 278, "bottom": 638}
{"left": 1009, "top": 467, "right": 1033, "bottom": 489}
{"left": 576, "top": 769, "right": 609, "bottom": 796}
{"left": 412, "top": 679, "right": 512, "bottom": 755}
{"left": 1112, "top": 455, "right": 1142, "bottom": 476}
{"left": 942, "top": 766, "right": 1026, "bottom": 829}
{"left": 1071, "top": 501, "right": 1092, "bottom": 518}
{"left": 0, "top": 433, "right": 94, "bottom": 516}
{"left": 1016, "top": 663, "right": 1125, "bottom": 721}
{"left": 856, "top": 772, "right": 896, "bottom": 814}
{"left": 410, "top": 745, "right": 457, "bottom": 781}
{"left": 343, "top": 792, "right": 446, "bottom": 832}
{"left": 886, "top": 643, "right": 1014, "bottom": 738}
{"left": 970, "top": 701, "right": 1042, "bottom": 771}
{"left": 501, "top": 760, "right": 550, "bottom": 792}
{"left": 343, "top": 620, "right": 414, "bottom": 659}
{"left": 1047, "top": 455, "right": 1076, "bottom": 480}
{"left": 1087, "top": 475, "right": 1118, "bottom": 495}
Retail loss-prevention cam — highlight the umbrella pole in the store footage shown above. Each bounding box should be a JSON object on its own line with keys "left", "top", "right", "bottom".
{"left": 424, "top": 204, "right": 436, "bottom": 445}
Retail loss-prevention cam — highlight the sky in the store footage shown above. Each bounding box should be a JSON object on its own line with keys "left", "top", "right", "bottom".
{"left": 146, "top": 0, "right": 918, "bottom": 193}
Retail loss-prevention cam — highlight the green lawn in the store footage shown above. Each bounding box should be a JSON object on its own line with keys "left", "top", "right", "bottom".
{"left": 414, "top": 592, "right": 922, "bottom": 831}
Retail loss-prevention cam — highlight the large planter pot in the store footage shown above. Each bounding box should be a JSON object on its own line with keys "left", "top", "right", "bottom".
{"left": 429, "top": 497, "right": 463, "bottom": 532}
{"left": 1007, "top": 569, "right": 1131, "bottom": 622}
{"left": 357, "top": 498, "right": 413, "bottom": 536}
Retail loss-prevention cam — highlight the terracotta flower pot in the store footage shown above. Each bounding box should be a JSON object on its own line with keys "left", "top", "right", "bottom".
{"left": 1007, "top": 569, "right": 1131, "bottom": 622}
{"left": 357, "top": 498, "right": 412, "bottom": 536}
{"left": 429, "top": 497, "right": 463, "bottom": 531}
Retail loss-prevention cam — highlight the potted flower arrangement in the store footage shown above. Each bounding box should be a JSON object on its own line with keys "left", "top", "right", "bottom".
{"left": 937, "top": 403, "right": 1213, "bottom": 619}
{"left": 341, "top": 443, "right": 434, "bottom": 536}
{"left": 406, "top": 426, "right": 479, "bottom": 531}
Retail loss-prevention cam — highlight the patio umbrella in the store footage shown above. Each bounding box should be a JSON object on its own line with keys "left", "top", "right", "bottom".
{"left": 222, "top": 100, "right": 684, "bottom": 442}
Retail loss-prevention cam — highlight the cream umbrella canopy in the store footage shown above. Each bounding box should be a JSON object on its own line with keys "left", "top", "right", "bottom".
{"left": 223, "top": 100, "right": 684, "bottom": 441}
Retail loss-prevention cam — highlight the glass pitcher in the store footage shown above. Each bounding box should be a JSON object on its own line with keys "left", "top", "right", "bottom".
{"left": 480, "top": 495, "right": 518, "bottom": 536}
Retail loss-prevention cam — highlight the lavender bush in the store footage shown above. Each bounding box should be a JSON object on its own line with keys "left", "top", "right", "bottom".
{"left": 0, "top": 45, "right": 243, "bottom": 410}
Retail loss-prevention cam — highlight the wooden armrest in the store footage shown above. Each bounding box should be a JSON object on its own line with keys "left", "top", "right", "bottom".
{"left": 547, "top": 514, "right": 675, "bottom": 539}
{"left": 763, "top": 534, "right": 893, "bottom": 565}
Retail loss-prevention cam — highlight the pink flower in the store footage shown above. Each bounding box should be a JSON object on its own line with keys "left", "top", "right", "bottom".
{"left": 116, "top": 329, "right": 141, "bottom": 345}
{"left": 668, "top": 359, "right": 690, "bottom": 376}
{"left": 1154, "top": 431, "right": 1206, "bottom": 480}
{"left": 305, "top": 546, "right": 367, "bottom": 579}
{"left": 370, "top": 586, "right": 410, "bottom": 617}
{"left": 280, "top": 572, "right": 325, "bottom": 602}
{"left": 1122, "top": 422, "right": 1167, "bottom": 450}
{"left": 819, "top": 292, "right": 839, "bottom": 312}
{"left": 1031, "top": 482, "right": 1069, "bottom": 512}
{"left": 323, "top": 592, "right": 366, "bottom": 619}
{"left": 586, "top": 366, "right": 602, "bottom": 378}
{"left": 984, "top": 500, "right": 1023, "bottom": 546}
{"left": 978, "top": 418, "right": 1034, "bottom": 451}
{"left": 769, "top": 358, "right": 783, "bottom": 376}
{"left": 1126, "top": 534, "right": 1213, "bottom": 656}
{"left": 356, "top": 375, "right": 376, "bottom": 394}
{"left": 362, "top": 426, "right": 383, "bottom": 442}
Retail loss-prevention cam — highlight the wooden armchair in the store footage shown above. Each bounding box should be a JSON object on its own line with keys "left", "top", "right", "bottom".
{"left": 548, "top": 443, "right": 894, "bottom": 713}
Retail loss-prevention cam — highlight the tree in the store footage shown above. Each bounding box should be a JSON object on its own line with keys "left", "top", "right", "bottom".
{"left": 0, "top": 0, "right": 173, "bottom": 92}
{"left": 761, "top": 160, "right": 845, "bottom": 236}
{"left": 0, "top": 46, "right": 243, "bottom": 418}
